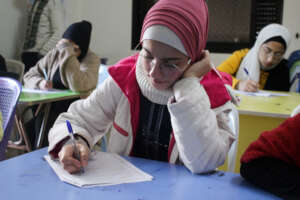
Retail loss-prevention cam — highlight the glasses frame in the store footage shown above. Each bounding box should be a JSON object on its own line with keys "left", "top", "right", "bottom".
{"left": 138, "top": 45, "right": 191, "bottom": 75}
{"left": 261, "top": 45, "right": 285, "bottom": 61}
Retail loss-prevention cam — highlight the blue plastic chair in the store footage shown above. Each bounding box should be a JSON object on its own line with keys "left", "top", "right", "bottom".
{"left": 288, "top": 50, "right": 300, "bottom": 92}
{"left": 0, "top": 77, "right": 21, "bottom": 161}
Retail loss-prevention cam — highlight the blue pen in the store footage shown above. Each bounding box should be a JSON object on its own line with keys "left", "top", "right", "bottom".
{"left": 66, "top": 120, "right": 84, "bottom": 174}
{"left": 42, "top": 68, "right": 48, "bottom": 81}
{"left": 243, "top": 68, "right": 249, "bottom": 76}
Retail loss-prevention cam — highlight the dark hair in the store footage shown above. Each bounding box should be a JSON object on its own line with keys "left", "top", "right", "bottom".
{"left": 264, "top": 36, "right": 286, "bottom": 51}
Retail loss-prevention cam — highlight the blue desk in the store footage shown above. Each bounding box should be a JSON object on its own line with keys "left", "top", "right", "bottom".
{"left": 0, "top": 148, "right": 280, "bottom": 200}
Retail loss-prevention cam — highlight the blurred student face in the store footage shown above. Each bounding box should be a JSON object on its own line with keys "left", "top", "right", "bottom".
{"left": 137, "top": 40, "right": 190, "bottom": 90}
{"left": 258, "top": 41, "right": 285, "bottom": 70}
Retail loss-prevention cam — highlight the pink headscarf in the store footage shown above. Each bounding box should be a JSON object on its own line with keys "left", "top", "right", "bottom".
{"left": 140, "top": 0, "right": 209, "bottom": 63}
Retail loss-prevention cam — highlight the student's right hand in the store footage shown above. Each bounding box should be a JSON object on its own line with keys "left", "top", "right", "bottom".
{"left": 58, "top": 141, "right": 90, "bottom": 174}
{"left": 39, "top": 80, "right": 53, "bottom": 90}
{"left": 182, "top": 50, "right": 212, "bottom": 79}
{"left": 237, "top": 79, "right": 259, "bottom": 92}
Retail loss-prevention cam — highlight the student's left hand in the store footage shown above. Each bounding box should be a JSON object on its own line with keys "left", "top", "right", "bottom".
{"left": 182, "top": 50, "right": 212, "bottom": 79}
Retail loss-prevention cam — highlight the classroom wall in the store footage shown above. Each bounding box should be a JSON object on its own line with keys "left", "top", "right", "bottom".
{"left": 0, "top": 0, "right": 27, "bottom": 59}
{"left": 1, "top": 0, "right": 299, "bottom": 65}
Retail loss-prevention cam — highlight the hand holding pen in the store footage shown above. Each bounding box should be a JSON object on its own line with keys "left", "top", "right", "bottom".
{"left": 236, "top": 68, "right": 259, "bottom": 92}
{"left": 39, "top": 68, "right": 53, "bottom": 90}
{"left": 58, "top": 120, "right": 89, "bottom": 174}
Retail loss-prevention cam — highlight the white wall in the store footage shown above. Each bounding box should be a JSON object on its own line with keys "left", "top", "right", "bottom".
{"left": 1, "top": 0, "right": 300, "bottom": 66}
{"left": 80, "top": 0, "right": 133, "bottom": 65}
{"left": 0, "top": 0, "right": 27, "bottom": 59}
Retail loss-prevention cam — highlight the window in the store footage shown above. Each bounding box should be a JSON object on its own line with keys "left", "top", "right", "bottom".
{"left": 131, "top": 0, "right": 157, "bottom": 49}
{"left": 131, "top": 0, "right": 283, "bottom": 53}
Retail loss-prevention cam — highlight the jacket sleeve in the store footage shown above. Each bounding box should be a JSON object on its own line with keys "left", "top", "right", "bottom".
{"left": 168, "top": 77, "right": 236, "bottom": 173}
{"left": 23, "top": 51, "right": 52, "bottom": 89}
{"left": 40, "top": 0, "right": 64, "bottom": 55}
{"left": 59, "top": 46, "right": 100, "bottom": 93}
{"left": 217, "top": 49, "right": 249, "bottom": 89}
{"left": 48, "top": 77, "right": 121, "bottom": 157}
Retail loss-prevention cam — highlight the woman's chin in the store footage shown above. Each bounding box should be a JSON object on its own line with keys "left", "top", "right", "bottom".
{"left": 150, "top": 79, "right": 169, "bottom": 90}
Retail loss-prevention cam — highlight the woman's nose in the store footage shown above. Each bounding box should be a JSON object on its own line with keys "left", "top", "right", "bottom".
{"left": 149, "top": 59, "right": 162, "bottom": 76}
{"left": 266, "top": 54, "right": 275, "bottom": 63}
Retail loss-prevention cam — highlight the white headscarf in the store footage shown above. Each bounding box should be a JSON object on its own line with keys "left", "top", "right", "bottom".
{"left": 236, "top": 24, "right": 291, "bottom": 82}
{"left": 142, "top": 25, "right": 188, "bottom": 56}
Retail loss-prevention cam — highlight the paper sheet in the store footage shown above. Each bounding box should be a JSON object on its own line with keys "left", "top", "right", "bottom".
{"left": 44, "top": 152, "right": 153, "bottom": 188}
{"left": 234, "top": 90, "right": 290, "bottom": 97}
{"left": 22, "top": 88, "right": 67, "bottom": 94}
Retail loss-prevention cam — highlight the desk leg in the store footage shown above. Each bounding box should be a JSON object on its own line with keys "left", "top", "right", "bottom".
{"left": 7, "top": 107, "right": 32, "bottom": 152}
{"left": 36, "top": 103, "right": 51, "bottom": 149}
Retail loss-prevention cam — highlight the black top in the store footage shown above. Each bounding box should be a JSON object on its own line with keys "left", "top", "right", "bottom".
{"left": 52, "top": 68, "right": 67, "bottom": 89}
{"left": 132, "top": 94, "right": 172, "bottom": 162}
{"left": 263, "top": 59, "right": 290, "bottom": 92}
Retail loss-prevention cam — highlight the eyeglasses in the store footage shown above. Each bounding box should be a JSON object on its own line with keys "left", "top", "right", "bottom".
{"left": 139, "top": 48, "right": 191, "bottom": 75}
{"left": 262, "top": 45, "right": 284, "bottom": 61}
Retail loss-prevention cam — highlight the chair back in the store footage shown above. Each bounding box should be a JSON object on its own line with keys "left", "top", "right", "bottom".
{"left": 227, "top": 106, "right": 240, "bottom": 172}
{"left": 6, "top": 59, "right": 25, "bottom": 82}
{"left": 0, "top": 77, "right": 22, "bottom": 161}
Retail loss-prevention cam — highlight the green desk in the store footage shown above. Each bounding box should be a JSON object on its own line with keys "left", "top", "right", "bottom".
{"left": 220, "top": 91, "right": 300, "bottom": 172}
{"left": 11, "top": 89, "right": 81, "bottom": 151}
{"left": 19, "top": 89, "right": 80, "bottom": 105}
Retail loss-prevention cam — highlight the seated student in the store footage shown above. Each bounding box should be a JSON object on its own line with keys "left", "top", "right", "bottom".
{"left": 48, "top": 0, "right": 236, "bottom": 174}
{"left": 21, "top": 0, "right": 64, "bottom": 72}
{"left": 23, "top": 20, "right": 100, "bottom": 93}
{"left": 240, "top": 106, "right": 300, "bottom": 199}
{"left": 23, "top": 20, "right": 100, "bottom": 148}
{"left": 217, "top": 24, "right": 291, "bottom": 92}
{"left": 0, "top": 54, "right": 19, "bottom": 80}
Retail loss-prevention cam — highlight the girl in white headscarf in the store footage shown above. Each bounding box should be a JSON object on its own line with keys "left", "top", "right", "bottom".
{"left": 217, "top": 24, "right": 291, "bottom": 92}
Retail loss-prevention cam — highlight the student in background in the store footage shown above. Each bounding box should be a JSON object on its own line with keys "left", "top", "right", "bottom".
{"left": 217, "top": 24, "right": 291, "bottom": 92}
{"left": 240, "top": 106, "right": 300, "bottom": 199}
{"left": 48, "top": 0, "right": 236, "bottom": 174}
{"left": 23, "top": 20, "right": 100, "bottom": 148}
{"left": 21, "top": 0, "right": 64, "bottom": 72}
{"left": 23, "top": 20, "right": 100, "bottom": 93}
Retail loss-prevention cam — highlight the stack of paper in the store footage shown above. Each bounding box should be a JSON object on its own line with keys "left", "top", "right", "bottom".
{"left": 22, "top": 88, "right": 66, "bottom": 94}
{"left": 44, "top": 152, "right": 153, "bottom": 188}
